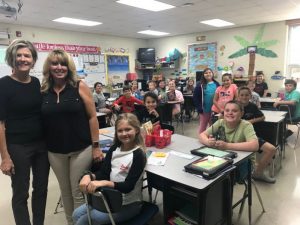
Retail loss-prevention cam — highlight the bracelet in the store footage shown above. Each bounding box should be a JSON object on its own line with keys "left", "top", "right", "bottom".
{"left": 80, "top": 171, "right": 94, "bottom": 181}
{"left": 92, "top": 141, "right": 99, "bottom": 148}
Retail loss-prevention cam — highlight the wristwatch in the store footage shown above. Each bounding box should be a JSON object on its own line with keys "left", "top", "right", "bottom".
{"left": 92, "top": 141, "right": 99, "bottom": 148}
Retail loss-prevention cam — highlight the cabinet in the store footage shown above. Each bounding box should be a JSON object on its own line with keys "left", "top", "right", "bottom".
{"left": 135, "top": 60, "right": 178, "bottom": 81}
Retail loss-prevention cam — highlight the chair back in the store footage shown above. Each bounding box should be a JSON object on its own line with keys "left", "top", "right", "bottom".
{"left": 157, "top": 103, "right": 173, "bottom": 124}
{"left": 161, "top": 123, "right": 175, "bottom": 133}
{"left": 278, "top": 104, "right": 296, "bottom": 123}
{"left": 89, "top": 187, "right": 123, "bottom": 213}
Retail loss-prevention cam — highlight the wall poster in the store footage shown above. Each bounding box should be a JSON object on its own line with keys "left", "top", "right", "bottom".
{"left": 106, "top": 54, "right": 129, "bottom": 84}
{"left": 188, "top": 42, "right": 217, "bottom": 76}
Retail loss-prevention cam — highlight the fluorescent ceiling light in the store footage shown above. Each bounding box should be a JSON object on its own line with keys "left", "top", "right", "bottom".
{"left": 53, "top": 17, "right": 102, "bottom": 26}
{"left": 138, "top": 30, "right": 169, "bottom": 36}
{"left": 200, "top": 19, "right": 234, "bottom": 27}
{"left": 117, "top": 0, "right": 175, "bottom": 12}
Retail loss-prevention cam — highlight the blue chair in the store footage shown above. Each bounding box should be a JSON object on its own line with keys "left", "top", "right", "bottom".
{"left": 85, "top": 187, "right": 159, "bottom": 225}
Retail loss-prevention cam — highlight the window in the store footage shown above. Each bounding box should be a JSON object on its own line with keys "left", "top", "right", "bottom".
{"left": 286, "top": 21, "right": 300, "bottom": 88}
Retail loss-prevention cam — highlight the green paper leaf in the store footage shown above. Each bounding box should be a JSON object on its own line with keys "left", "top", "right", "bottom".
{"left": 253, "top": 24, "right": 265, "bottom": 44}
{"left": 234, "top": 36, "right": 250, "bottom": 47}
{"left": 257, "top": 40, "right": 279, "bottom": 48}
{"left": 256, "top": 48, "right": 277, "bottom": 57}
{"left": 228, "top": 48, "right": 248, "bottom": 58}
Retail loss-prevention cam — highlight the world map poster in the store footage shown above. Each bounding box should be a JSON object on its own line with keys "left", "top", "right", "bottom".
{"left": 188, "top": 42, "right": 217, "bottom": 76}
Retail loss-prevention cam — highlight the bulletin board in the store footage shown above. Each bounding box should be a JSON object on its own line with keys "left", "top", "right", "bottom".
{"left": 188, "top": 42, "right": 217, "bottom": 76}
{"left": 106, "top": 54, "right": 129, "bottom": 84}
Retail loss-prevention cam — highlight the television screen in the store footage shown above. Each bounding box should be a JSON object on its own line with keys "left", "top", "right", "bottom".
{"left": 138, "top": 48, "right": 155, "bottom": 64}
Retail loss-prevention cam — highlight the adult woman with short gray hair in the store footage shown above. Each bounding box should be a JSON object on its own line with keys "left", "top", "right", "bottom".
{"left": 0, "top": 39, "right": 50, "bottom": 225}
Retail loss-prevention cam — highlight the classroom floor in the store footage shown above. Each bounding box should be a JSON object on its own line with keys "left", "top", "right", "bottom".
{"left": 1, "top": 117, "right": 300, "bottom": 225}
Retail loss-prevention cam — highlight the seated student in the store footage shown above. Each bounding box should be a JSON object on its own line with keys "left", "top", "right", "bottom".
{"left": 238, "top": 86, "right": 276, "bottom": 183}
{"left": 247, "top": 80, "right": 261, "bottom": 108}
{"left": 254, "top": 71, "right": 269, "bottom": 97}
{"left": 73, "top": 113, "right": 146, "bottom": 225}
{"left": 93, "top": 82, "right": 112, "bottom": 114}
{"left": 139, "top": 92, "right": 160, "bottom": 125}
{"left": 148, "top": 80, "right": 159, "bottom": 96}
{"left": 157, "top": 80, "right": 167, "bottom": 103}
{"left": 131, "top": 80, "right": 143, "bottom": 100}
{"left": 273, "top": 79, "right": 300, "bottom": 121}
{"left": 199, "top": 100, "right": 258, "bottom": 151}
{"left": 167, "top": 80, "right": 184, "bottom": 117}
{"left": 199, "top": 101, "right": 260, "bottom": 181}
{"left": 183, "top": 78, "right": 195, "bottom": 94}
{"left": 113, "top": 85, "right": 143, "bottom": 113}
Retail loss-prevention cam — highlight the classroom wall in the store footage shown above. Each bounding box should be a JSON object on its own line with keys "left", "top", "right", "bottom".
{"left": 0, "top": 23, "right": 147, "bottom": 74}
{"left": 0, "top": 21, "right": 289, "bottom": 95}
{"left": 147, "top": 21, "right": 288, "bottom": 95}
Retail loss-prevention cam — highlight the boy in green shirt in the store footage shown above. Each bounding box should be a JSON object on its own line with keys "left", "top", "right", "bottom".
{"left": 274, "top": 79, "right": 300, "bottom": 120}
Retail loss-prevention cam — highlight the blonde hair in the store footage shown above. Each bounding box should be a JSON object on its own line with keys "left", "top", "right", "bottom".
{"left": 41, "top": 49, "right": 78, "bottom": 93}
{"left": 113, "top": 113, "right": 146, "bottom": 151}
{"left": 5, "top": 39, "right": 37, "bottom": 69}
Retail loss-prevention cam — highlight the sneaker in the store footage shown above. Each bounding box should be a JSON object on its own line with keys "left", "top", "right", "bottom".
{"left": 252, "top": 173, "right": 276, "bottom": 184}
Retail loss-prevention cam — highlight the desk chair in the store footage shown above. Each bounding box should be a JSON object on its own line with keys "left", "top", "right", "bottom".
{"left": 53, "top": 196, "right": 63, "bottom": 214}
{"left": 233, "top": 160, "right": 265, "bottom": 225}
{"left": 278, "top": 104, "right": 300, "bottom": 149}
{"left": 84, "top": 187, "right": 159, "bottom": 225}
{"left": 174, "top": 103, "right": 185, "bottom": 134}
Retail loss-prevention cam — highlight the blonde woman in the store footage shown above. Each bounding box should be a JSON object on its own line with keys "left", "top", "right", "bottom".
{"left": 41, "top": 49, "right": 103, "bottom": 225}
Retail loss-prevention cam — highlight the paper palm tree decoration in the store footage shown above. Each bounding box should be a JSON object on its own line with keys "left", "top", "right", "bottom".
{"left": 228, "top": 24, "right": 278, "bottom": 76}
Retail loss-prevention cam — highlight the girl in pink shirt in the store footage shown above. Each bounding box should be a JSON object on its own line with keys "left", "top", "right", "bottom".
{"left": 212, "top": 73, "right": 238, "bottom": 114}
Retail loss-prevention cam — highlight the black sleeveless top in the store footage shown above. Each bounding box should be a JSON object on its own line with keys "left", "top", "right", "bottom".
{"left": 41, "top": 81, "right": 91, "bottom": 154}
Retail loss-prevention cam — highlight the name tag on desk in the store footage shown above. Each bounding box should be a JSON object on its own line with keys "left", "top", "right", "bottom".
{"left": 169, "top": 150, "right": 195, "bottom": 159}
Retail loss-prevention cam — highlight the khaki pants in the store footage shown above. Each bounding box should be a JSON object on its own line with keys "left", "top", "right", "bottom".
{"left": 48, "top": 146, "right": 92, "bottom": 225}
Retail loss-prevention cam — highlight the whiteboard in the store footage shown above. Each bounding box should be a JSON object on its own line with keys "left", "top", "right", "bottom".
{"left": 0, "top": 45, "right": 12, "bottom": 78}
{"left": 0, "top": 45, "right": 106, "bottom": 85}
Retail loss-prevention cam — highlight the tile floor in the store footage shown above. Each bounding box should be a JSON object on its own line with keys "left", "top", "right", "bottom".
{"left": 1, "top": 118, "right": 300, "bottom": 225}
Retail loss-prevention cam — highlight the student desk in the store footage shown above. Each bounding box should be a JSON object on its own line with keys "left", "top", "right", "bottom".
{"left": 146, "top": 134, "right": 253, "bottom": 225}
{"left": 259, "top": 97, "right": 280, "bottom": 110}
{"left": 254, "top": 110, "right": 287, "bottom": 165}
{"left": 98, "top": 128, "right": 253, "bottom": 225}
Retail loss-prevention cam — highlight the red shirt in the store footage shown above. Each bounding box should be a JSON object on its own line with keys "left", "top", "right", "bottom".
{"left": 113, "top": 96, "right": 143, "bottom": 113}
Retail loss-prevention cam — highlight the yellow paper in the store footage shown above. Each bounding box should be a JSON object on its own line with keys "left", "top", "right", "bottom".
{"left": 153, "top": 152, "right": 166, "bottom": 157}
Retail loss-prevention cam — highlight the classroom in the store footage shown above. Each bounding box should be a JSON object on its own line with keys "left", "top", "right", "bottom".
{"left": 0, "top": 0, "right": 299, "bottom": 225}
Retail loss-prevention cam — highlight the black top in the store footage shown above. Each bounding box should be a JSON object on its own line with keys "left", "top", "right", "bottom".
{"left": 242, "top": 102, "right": 264, "bottom": 120}
{"left": 254, "top": 82, "right": 268, "bottom": 97}
{"left": 0, "top": 76, "right": 44, "bottom": 144}
{"left": 139, "top": 107, "right": 160, "bottom": 125}
{"left": 41, "top": 81, "right": 91, "bottom": 153}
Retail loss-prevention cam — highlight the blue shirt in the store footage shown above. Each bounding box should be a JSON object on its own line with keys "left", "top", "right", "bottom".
{"left": 203, "top": 82, "right": 217, "bottom": 113}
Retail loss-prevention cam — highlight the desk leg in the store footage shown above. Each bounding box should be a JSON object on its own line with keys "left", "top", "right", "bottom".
{"left": 282, "top": 120, "right": 286, "bottom": 159}
{"left": 248, "top": 159, "right": 252, "bottom": 225}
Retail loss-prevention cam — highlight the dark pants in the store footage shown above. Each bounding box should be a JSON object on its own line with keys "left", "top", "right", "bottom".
{"left": 8, "top": 140, "right": 50, "bottom": 225}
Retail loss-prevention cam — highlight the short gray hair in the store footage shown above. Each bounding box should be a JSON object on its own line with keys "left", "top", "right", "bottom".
{"left": 5, "top": 39, "right": 38, "bottom": 68}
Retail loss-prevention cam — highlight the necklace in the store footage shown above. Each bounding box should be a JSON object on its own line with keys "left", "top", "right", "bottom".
{"left": 53, "top": 84, "right": 66, "bottom": 93}
{"left": 223, "top": 120, "right": 241, "bottom": 143}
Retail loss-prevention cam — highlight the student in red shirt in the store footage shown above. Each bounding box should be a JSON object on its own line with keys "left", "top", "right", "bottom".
{"left": 113, "top": 85, "right": 143, "bottom": 113}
